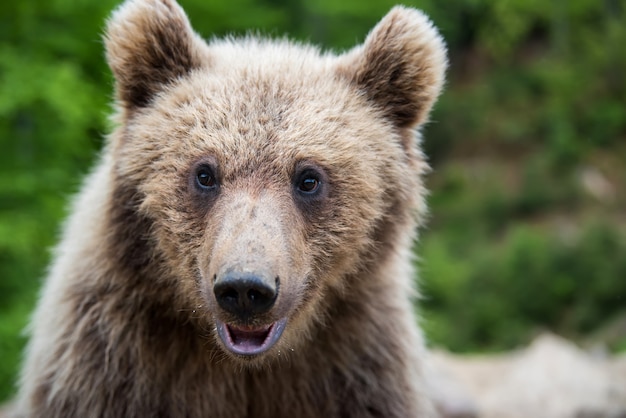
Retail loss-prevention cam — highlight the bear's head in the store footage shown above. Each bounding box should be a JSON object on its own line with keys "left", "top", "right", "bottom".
{"left": 104, "top": 0, "right": 446, "bottom": 364}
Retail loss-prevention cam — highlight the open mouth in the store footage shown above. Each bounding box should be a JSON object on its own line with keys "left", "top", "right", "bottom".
{"left": 216, "top": 318, "right": 287, "bottom": 356}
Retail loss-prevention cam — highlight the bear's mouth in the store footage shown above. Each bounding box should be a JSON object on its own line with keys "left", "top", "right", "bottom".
{"left": 216, "top": 318, "right": 287, "bottom": 356}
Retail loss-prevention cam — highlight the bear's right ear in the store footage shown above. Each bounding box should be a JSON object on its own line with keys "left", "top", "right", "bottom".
{"left": 104, "top": 0, "right": 208, "bottom": 109}
{"left": 336, "top": 7, "right": 447, "bottom": 129}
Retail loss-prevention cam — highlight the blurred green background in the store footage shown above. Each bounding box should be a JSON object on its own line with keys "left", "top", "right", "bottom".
{"left": 1, "top": 0, "right": 625, "bottom": 402}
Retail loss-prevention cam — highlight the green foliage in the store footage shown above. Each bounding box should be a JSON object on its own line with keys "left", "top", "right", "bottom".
{"left": 420, "top": 222, "right": 626, "bottom": 352}
{"left": 422, "top": 0, "right": 626, "bottom": 165}
{"left": 1, "top": 0, "right": 625, "bottom": 402}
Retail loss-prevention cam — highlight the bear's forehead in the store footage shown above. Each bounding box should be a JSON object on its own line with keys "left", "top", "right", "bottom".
{"left": 132, "top": 50, "right": 397, "bottom": 176}
{"left": 183, "top": 46, "right": 351, "bottom": 123}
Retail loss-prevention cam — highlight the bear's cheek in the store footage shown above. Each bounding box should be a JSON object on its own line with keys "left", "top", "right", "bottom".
{"left": 303, "top": 190, "right": 384, "bottom": 279}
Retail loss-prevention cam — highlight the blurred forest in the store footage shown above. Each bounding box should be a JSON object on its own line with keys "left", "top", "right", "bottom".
{"left": 1, "top": 0, "right": 625, "bottom": 402}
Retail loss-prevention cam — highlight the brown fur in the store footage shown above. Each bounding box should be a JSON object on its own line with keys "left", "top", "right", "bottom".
{"left": 10, "top": 1, "right": 447, "bottom": 417}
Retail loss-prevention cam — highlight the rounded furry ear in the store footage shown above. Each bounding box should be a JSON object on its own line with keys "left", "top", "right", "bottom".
{"left": 337, "top": 6, "right": 448, "bottom": 128}
{"left": 104, "top": 0, "right": 208, "bottom": 109}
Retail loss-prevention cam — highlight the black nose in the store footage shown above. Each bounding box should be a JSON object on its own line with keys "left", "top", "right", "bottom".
{"left": 213, "top": 273, "right": 278, "bottom": 319}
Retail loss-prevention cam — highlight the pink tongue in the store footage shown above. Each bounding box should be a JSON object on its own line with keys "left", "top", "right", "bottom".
{"left": 229, "top": 326, "right": 270, "bottom": 349}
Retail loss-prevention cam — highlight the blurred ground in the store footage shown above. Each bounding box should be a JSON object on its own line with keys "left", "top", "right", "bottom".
{"left": 430, "top": 333, "right": 626, "bottom": 418}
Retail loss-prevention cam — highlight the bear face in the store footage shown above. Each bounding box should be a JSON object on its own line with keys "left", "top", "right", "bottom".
{"left": 104, "top": 0, "right": 446, "bottom": 364}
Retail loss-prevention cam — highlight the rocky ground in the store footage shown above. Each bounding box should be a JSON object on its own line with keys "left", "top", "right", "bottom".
{"left": 430, "top": 333, "right": 626, "bottom": 418}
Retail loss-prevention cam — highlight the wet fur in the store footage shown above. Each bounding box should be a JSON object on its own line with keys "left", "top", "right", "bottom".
{"left": 10, "top": 0, "right": 447, "bottom": 417}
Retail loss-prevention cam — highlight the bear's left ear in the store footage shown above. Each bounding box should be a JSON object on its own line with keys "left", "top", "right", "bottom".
{"left": 104, "top": 0, "right": 208, "bottom": 109}
{"left": 336, "top": 6, "right": 447, "bottom": 128}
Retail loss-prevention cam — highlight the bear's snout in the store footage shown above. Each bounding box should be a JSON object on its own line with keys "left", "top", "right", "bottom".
{"left": 213, "top": 272, "right": 287, "bottom": 356}
{"left": 213, "top": 272, "right": 278, "bottom": 320}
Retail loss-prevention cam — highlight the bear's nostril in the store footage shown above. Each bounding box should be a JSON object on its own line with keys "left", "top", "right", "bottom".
{"left": 213, "top": 273, "right": 277, "bottom": 319}
{"left": 221, "top": 288, "right": 238, "bottom": 303}
{"left": 248, "top": 289, "right": 258, "bottom": 302}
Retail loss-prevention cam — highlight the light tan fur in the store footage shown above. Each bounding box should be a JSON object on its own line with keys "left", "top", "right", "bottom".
{"left": 10, "top": 0, "right": 447, "bottom": 416}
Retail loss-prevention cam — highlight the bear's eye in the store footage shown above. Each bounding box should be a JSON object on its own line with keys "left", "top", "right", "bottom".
{"left": 299, "top": 177, "right": 319, "bottom": 193}
{"left": 195, "top": 165, "right": 218, "bottom": 190}
{"left": 295, "top": 168, "right": 323, "bottom": 196}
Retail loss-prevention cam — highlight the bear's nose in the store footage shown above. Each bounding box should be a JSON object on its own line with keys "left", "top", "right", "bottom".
{"left": 213, "top": 273, "right": 278, "bottom": 319}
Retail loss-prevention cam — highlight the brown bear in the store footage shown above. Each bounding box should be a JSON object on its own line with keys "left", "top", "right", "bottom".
{"left": 9, "top": 0, "right": 447, "bottom": 416}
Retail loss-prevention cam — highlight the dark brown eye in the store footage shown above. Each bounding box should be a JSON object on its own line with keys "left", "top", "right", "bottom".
{"left": 299, "top": 177, "right": 319, "bottom": 193}
{"left": 196, "top": 166, "right": 217, "bottom": 190}
{"left": 295, "top": 169, "right": 322, "bottom": 196}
